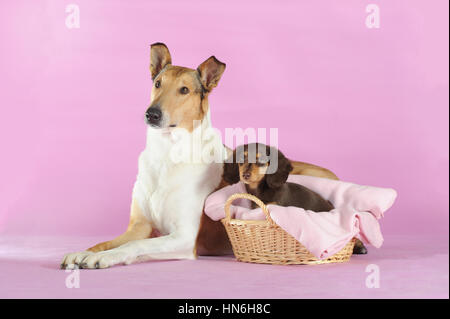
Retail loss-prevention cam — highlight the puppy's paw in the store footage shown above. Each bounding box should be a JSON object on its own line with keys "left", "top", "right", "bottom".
{"left": 61, "top": 251, "right": 94, "bottom": 269}
{"left": 352, "top": 240, "right": 368, "bottom": 255}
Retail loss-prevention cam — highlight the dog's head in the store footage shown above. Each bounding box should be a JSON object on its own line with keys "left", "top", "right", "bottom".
{"left": 223, "top": 143, "right": 293, "bottom": 189}
{"left": 145, "top": 43, "right": 226, "bottom": 132}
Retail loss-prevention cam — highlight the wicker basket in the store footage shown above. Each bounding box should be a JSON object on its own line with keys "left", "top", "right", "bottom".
{"left": 221, "top": 193, "right": 356, "bottom": 265}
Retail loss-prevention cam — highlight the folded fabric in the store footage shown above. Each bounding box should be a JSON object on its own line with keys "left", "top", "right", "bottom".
{"left": 204, "top": 175, "right": 397, "bottom": 259}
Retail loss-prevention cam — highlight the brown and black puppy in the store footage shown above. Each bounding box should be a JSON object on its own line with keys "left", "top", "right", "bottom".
{"left": 223, "top": 143, "right": 334, "bottom": 212}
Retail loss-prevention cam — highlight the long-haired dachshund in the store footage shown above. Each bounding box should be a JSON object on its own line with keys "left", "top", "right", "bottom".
{"left": 223, "top": 143, "right": 334, "bottom": 212}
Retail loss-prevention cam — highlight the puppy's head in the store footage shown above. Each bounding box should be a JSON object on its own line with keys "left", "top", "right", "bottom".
{"left": 145, "top": 43, "right": 226, "bottom": 132}
{"left": 223, "top": 143, "right": 292, "bottom": 189}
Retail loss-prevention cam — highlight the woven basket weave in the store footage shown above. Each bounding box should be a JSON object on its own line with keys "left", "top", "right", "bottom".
{"left": 221, "top": 193, "right": 356, "bottom": 265}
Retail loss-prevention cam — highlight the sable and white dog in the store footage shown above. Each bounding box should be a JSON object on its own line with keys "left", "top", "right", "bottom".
{"left": 61, "top": 43, "right": 350, "bottom": 269}
{"left": 61, "top": 43, "right": 230, "bottom": 269}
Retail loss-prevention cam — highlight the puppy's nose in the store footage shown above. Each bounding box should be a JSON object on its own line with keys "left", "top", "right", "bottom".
{"left": 242, "top": 172, "right": 251, "bottom": 180}
{"left": 145, "top": 107, "right": 162, "bottom": 125}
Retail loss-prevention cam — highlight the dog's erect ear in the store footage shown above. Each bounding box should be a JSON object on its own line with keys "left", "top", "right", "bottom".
{"left": 150, "top": 43, "right": 172, "bottom": 80}
{"left": 266, "top": 149, "right": 293, "bottom": 189}
{"left": 223, "top": 150, "right": 240, "bottom": 185}
{"left": 197, "top": 56, "right": 226, "bottom": 92}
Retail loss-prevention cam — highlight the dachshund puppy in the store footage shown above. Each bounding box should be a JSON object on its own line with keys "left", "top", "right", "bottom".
{"left": 223, "top": 143, "right": 334, "bottom": 212}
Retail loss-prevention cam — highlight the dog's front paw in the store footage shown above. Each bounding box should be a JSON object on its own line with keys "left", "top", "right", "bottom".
{"left": 61, "top": 251, "right": 94, "bottom": 269}
{"left": 78, "top": 250, "right": 131, "bottom": 269}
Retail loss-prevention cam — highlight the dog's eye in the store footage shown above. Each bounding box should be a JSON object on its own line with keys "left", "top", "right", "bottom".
{"left": 180, "top": 87, "right": 189, "bottom": 94}
{"left": 155, "top": 80, "right": 161, "bottom": 88}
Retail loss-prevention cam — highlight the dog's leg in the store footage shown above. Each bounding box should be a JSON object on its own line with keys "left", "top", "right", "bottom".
{"left": 61, "top": 198, "right": 152, "bottom": 269}
{"left": 79, "top": 231, "right": 198, "bottom": 269}
{"left": 290, "top": 160, "right": 339, "bottom": 180}
{"left": 87, "top": 199, "right": 152, "bottom": 252}
{"left": 196, "top": 213, "right": 233, "bottom": 256}
{"left": 76, "top": 192, "right": 206, "bottom": 269}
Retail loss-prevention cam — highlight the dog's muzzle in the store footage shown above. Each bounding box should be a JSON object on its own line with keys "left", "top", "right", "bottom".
{"left": 145, "top": 106, "right": 162, "bottom": 127}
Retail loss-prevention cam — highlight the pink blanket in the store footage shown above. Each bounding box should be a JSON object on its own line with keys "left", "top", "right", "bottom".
{"left": 204, "top": 175, "right": 397, "bottom": 259}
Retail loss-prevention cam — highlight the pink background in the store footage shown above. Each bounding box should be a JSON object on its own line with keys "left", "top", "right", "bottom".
{"left": 0, "top": 0, "right": 448, "bottom": 239}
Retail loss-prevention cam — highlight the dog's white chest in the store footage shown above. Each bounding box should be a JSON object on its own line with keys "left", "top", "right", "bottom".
{"left": 132, "top": 127, "right": 224, "bottom": 233}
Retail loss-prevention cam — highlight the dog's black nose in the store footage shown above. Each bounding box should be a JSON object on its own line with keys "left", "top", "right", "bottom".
{"left": 146, "top": 107, "right": 162, "bottom": 125}
{"left": 242, "top": 172, "right": 251, "bottom": 180}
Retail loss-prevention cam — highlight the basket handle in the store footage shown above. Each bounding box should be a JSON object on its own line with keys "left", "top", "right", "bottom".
{"left": 224, "top": 193, "right": 275, "bottom": 226}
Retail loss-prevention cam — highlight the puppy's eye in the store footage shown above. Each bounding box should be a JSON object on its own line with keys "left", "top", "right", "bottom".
{"left": 180, "top": 87, "right": 189, "bottom": 94}
{"left": 155, "top": 80, "right": 161, "bottom": 88}
{"left": 256, "top": 162, "right": 266, "bottom": 167}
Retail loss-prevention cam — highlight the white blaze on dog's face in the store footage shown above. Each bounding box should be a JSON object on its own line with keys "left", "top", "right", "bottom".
{"left": 145, "top": 43, "right": 226, "bottom": 132}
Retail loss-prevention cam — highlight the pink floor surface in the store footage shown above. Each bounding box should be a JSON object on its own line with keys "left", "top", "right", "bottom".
{"left": 0, "top": 234, "right": 448, "bottom": 299}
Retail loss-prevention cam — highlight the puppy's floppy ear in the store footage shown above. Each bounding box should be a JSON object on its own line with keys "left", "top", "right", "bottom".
{"left": 223, "top": 150, "right": 240, "bottom": 185}
{"left": 197, "top": 56, "right": 226, "bottom": 92}
{"left": 266, "top": 149, "right": 293, "bottom": 189}
{"left": 150, "top": 42, "right": 172, "bottom": 80}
